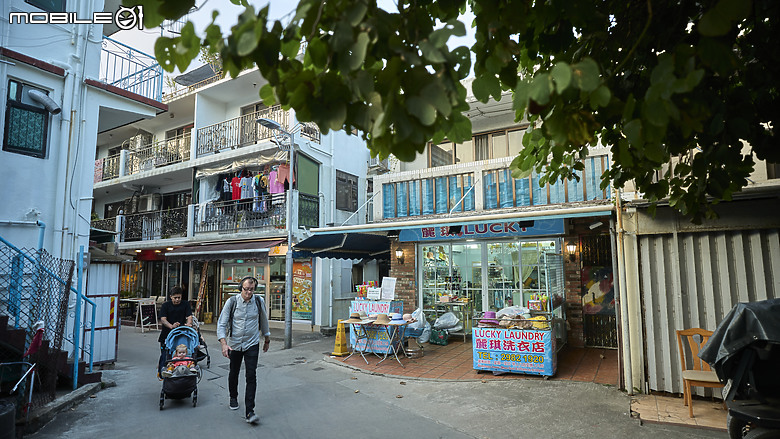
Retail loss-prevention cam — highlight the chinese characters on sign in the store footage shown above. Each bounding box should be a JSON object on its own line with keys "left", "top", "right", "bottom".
{"left": 472, "top": 328, "right": 556, "bottom": 376}
{"left": 399, "top": 219, "right": 566, "bottom": 242}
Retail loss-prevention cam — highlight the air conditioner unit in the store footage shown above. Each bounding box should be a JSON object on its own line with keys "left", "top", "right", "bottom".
{"left": 368, "top": 157, "right": 389, "bottom": 170}
{"left": 138, "top": 194, "right": 161, "bottom": 212}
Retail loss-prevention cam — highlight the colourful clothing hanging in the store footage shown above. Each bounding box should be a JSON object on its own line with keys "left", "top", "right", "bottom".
{"left": 268, "top": 170, "right": 285, "bottom": 194}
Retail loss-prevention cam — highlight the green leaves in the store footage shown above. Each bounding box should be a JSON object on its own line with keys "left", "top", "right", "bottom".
{"left": 145, "top": 0, "right": 773, "bottom": 223}
{"left": 551, "top": 62, "right": 572, "bottom": 93}
{"left": 571, "top": 58, "right": 600, "bottom": 93}
{"left": 154, "top": 22, "right": 199, "bottom": 73}
{"left": 699, "top": 0, "right": 752, "bottom": 36}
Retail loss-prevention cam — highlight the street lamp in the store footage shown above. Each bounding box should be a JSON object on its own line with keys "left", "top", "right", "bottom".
{"left": 258, "top": 117, "right": 296, "bottom": 349}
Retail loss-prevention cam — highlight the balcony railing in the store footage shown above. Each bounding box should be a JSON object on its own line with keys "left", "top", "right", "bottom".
{"left": 193, "top": 195, "right": 287, "bottom": 235}
{"left": 100, "top": 37, "right": 163, "bottom": 102}
{"left": 379, "top": 154, "right": 611, "bottom": 220}
{"left": 196, "top": 106, "right": 289, "bottom": 157}
{"left": 91, "top": 217, "right": 116, "bottom": 232}
{"left": 121, "top": 206, "right": 189, "bottom": 242}
{"left": 94, "top": 154, "right": 121, "bottom": 182}
{"left": 298, "top": 193, "right": 319, "bottom": 229}
{"left": 124, "top": 133, "right": 191, "bottom": 176}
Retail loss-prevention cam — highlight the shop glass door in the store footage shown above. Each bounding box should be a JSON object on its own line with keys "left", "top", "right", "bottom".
{"left": 420, "top": 244, "right": 450, "bottom": 318}
{"left": 484, "top": 242, "right": 520, "bottom": 311}
{"left": 451, "top": 243, "right": 482, "bottom": 311}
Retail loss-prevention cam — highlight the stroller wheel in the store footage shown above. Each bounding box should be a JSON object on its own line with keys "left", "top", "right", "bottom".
{"left": 159, "top": 390, "right": 165, "bottom": 410}
{"left": 192, "top": 388, "right": 198, "bottom": 407}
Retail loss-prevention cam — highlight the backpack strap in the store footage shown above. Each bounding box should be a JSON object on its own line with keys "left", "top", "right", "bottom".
{"left": 227, "top": 294, "right": 265, "bottom": 337}
{"left": 227, "top": 295, "right": 238, "bottom": 337}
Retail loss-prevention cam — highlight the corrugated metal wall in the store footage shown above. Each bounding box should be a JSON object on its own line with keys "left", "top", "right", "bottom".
{"left": 85, "top": 263, "right": 120, "bottom": 364}
{"left": 639, "top": 228, "right": 780, "bottom": 394}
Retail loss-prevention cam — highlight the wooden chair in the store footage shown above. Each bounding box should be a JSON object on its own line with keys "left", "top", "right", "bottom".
{"left": 676, "top": 328, "right": 724, "bottom": 418}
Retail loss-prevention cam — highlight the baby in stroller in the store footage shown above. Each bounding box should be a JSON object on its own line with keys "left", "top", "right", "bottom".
{"left": 161, "top": 344, "right": 197, "bottom": 378}
{"left": 159, "top": 326, "right": 202, "bottom": 409}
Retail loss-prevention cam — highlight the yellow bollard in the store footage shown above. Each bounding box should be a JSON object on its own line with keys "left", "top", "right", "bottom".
{"left": 332, "top": 319, "right": 350, "bottom": 356}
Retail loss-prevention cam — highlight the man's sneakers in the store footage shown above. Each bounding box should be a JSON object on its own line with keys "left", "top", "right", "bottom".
{"left": 246, "top": 412, "right": 259, "bottom": 425}
{"left": 229, "top": 398, "right": 239, "bottom": 410}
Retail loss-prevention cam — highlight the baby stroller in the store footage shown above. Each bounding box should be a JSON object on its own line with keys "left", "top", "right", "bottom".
{"left": 159, "top": 326, "right": 202, "bottom": 409}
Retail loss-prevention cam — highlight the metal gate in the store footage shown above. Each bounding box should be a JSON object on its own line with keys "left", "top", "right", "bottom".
{"left": 85, "top": 262, "right": 120, "bottom": 364}
{"left": 639, "top": 229, "right": 780, "bottom": 394}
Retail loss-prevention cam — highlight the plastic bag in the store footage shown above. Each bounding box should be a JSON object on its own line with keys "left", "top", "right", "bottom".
{"left": 433, "top": 312, "right": 459, "bottom": 329}
{"left": 409, "top": 307, "right": 425, "bottom": 330}
{"left": 496, "top": 306, "right": 529, "bottom": 319}
{"left": 429, "top": 328, "right": 449, "bottom": 345}
{"left": 418, "top": 321, "right": 432, "bottom": 343}
{"left": 449, "top": 322, "right": 463, "bottom": 333}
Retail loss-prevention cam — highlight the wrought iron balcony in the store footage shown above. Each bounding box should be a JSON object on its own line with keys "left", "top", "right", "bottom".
{"left": 124, "top": 133, "right": 191, "bottom": 175}
{"left": 91, "top": 217, "right": 116, "bottom": 233}
{"left": 376, "top": 154, "right": 611, "bottom": 220}
{"left": 100, "top": 37, "right": 163, "bottom": 102}
{"left": 95, "top": 153, "right": 121, "bottom": 182}
{"left": 193, "top": 195, "right": 287, "bottom": 235}
{"left": 195, "top": 106, "right": 290, "bottom": 157}
{"left": 121, "top": 206, "right": 189, "bottom": 242}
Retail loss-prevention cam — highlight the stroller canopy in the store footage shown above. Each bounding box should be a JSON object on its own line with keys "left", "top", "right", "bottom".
{"left": 165, "top": 326, "right": 200, "bottom": 355}
{"left": 699, "top": 298, "right": 780, "bottom": 380}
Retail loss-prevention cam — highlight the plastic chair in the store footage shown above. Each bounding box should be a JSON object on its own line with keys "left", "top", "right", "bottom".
{"left": 676, "top": 328, "right": 724, "bottom": 418}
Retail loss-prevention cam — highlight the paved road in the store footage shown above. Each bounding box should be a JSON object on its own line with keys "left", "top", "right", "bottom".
{"left": 28, "top": 328, "right": 726, "bottom": 439}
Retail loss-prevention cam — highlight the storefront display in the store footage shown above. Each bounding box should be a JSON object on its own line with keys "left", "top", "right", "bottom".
{"left": 348, "top": 299, "right": 403, "bottom": 353}
{"left": 220, "top": 260, "right": 267, "bottom": 311}
{"left": 472, "top": 327, "right": 556, "bottom": 376}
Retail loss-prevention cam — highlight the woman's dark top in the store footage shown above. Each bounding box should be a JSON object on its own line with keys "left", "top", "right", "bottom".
{"left": 158, "top": 300, "right": 193, "bottom": 343}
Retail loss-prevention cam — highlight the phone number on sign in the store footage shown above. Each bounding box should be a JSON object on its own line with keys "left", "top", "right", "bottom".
{"left": 477, "top": 351, "right": 544, "bottom": 363}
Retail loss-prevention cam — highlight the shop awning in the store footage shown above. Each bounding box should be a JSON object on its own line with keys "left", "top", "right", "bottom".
{"left": 292, "top": 233, "right": 390, "bottom": 260}
{"left": 165, "top": 239, "right": 285, "bottom": 262}
{"left": 309, "top": 202, "right": 614, "bottom": 235}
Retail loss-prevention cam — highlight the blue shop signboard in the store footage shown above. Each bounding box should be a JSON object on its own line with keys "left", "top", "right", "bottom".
{"left": 348, "top": 300, "right": 403, "bottom": 354}
{"left": 399, "top": 218, "right": 565, "bottom": 242}
{"left": 472, "top": 328, "right": 556, "bottom": 376}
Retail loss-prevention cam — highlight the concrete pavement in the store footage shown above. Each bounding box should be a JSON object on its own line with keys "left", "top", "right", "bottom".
{"left": 26, "top": 326, "right": 726, "bottom": 439}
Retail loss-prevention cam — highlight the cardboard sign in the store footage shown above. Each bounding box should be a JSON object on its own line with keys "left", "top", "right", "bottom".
{"left": 380, "top": 277, "right": 396, "bottom": 300}
{"left": 366, "top": 287, "right": 381, "bottom": 300}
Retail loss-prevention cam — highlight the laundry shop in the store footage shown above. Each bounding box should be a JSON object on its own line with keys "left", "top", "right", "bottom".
{"left": 306, "top": 205, "right": 617, "bottom": 377}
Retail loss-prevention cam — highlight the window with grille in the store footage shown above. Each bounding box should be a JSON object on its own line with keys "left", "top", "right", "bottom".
{"left": 336, "top": 170, "right": 358, "bottom": 212}
{"left": 3, "top": 80, "right": 50, "bottom": 158}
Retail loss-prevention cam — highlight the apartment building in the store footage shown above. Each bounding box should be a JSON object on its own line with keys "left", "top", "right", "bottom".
{"left": 91, "top": 60, "right": 371, "bottom": 330}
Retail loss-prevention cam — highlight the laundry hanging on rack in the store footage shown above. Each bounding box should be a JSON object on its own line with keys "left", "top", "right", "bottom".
{"left": 268, "top": 169, "right": 285, "bottom": 194}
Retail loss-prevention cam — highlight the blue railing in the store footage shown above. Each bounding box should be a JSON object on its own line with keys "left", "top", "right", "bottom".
{"left": 381, "top": 154, "right": 611, "bottom": 219}
{"left": 100, "top": 37, "right": 163, "bottom": 102}
{"left": 0, "top": 234, "right": 96, "bottom": 390}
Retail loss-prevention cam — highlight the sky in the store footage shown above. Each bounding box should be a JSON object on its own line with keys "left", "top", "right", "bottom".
{"left": 113, "top": 0, "right": 476, "bottom": 81}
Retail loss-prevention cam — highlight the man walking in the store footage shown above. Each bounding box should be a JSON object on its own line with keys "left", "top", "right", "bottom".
{"left": 216, "top": 276, "right": 271, "bottom": 425}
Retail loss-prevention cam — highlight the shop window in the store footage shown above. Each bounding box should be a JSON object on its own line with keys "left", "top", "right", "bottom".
{"left": 3, "top": 80, "right": 51, "bottom": 159}
{"left": 26, "top": 0, "right": 65, "bottom": 12}
{"left": 336, "top": 170, "right": 358, "bottom": 212}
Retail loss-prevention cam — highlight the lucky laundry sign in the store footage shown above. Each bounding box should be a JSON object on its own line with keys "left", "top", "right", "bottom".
{"left": 399, "top": 218, "right": 565, "bottom": 242}
{"left": 472, "top": 328, "right": 556, "bottom": 376}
